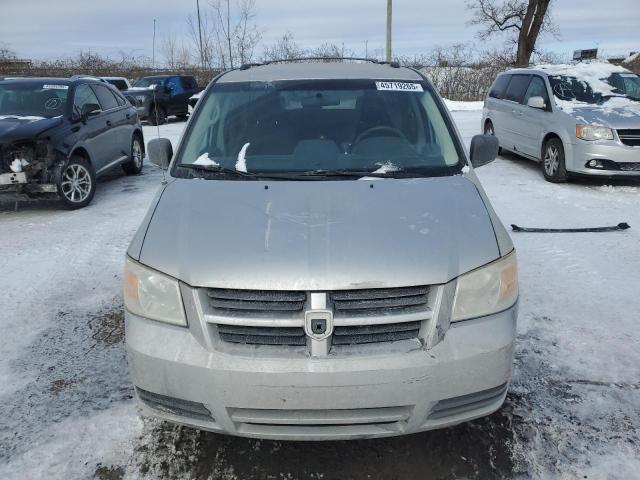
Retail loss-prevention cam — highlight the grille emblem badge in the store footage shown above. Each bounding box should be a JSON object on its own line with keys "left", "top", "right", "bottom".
{"left": 304, "top": 310, "right": 333, "bottom": 340}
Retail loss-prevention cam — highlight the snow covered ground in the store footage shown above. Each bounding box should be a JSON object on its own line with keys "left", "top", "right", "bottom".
{"left": 1, "top": 110, "right": 639, "bottom": 479}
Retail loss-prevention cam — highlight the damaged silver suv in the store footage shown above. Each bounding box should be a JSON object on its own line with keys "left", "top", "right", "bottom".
{"left": 125, "top": 60, "right": 518, "bottom": 440}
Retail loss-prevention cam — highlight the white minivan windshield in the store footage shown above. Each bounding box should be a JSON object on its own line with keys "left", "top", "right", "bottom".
{"left": 175, "top": 79, "right": 463, "bottom": 178}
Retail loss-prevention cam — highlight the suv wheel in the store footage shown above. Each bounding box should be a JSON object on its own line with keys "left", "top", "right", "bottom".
{"left": 542, "top": 137, "right": 568, "bottom": 183}
{"left": 484, "top": 121, "right": 502, "bottom": 154}
{"left": 148, "top": 105, "right": 166, "bottom": 126}
{"left": 57, "top": 156, "right": 96, "bottom": 209}
{"left": 122, "top": 136, "right": 144, "bottom": 175}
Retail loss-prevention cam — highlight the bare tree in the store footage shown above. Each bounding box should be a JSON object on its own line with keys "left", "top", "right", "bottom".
{"left": 209, "top": 0, "right": 261, "bottom": 68}
{"left": 467, "top": 0, "right": 556, "bottom": 67}
{"left": 263, "top": 32, "right": 305, "bottom": 61}
{"left": 161, "top": 33, "right": 194, "bottom": 69}
{"left": 187, "top": 13, "right": 223, "bottom": 69}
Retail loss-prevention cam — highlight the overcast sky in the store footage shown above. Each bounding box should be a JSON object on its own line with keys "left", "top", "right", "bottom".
{"left": 1, "top": 0, "right": 638, "bottom": 62}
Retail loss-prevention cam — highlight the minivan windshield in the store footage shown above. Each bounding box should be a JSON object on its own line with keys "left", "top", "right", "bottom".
{"left": 0, "top": 82, "right": 69, "bottom": 118}
{"left": 174, "top": 79, "right": 462, "bottom": 179}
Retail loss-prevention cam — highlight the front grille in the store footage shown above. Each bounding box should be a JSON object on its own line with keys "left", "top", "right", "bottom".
{"left": 617, "top": 129, "right": 640, "bottom": 147}
{"left": 205, "top": 286, "right": 431, "bottom": 349}
{"left": 330, "top": 286, "right": 429, "bottom": 315}
{"left": 217, "top": 325, "right": 306, "bottom": 346}
{"left": 333, "top": 321, "right": 421, "bottom": 345}
{"left": 619, "top": 162, "right": 640, "bottom": 171}
{"left": 208, "top": 288, "right": 306, "bottom": 312}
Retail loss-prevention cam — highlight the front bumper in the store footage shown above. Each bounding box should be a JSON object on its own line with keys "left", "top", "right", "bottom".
{"left": 126, "top": 305, "right": 517, "bottom": 440}
{"left": 566, "top": 140, "right": 640, "bottom": 176}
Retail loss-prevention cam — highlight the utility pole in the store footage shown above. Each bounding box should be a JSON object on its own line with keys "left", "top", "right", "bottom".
{"left": 196, "top": 0, "right": 205, "bottom": 69}
{"left": 386, "top": 0, "right": 392, "bottom": 62}
{"left": 152, "top": 18, "right": 156, "bottom": 70}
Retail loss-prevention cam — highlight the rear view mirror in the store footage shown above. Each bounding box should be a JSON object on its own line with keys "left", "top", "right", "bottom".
{"left": 527, "top": 96, "right": 546, "bottom": 110}
{"left": 148, "top": 138, "right": 173, "bottom": 170}
{"left": 469, "top": 134, "right": 499, "bottom": 168}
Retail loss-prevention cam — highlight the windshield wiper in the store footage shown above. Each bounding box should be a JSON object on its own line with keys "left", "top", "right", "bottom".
{"left": 290, "top": 169, "right": 396, "bottom": 178}
{"left": 178, "top": 163, "right": 256, "bottom": 178}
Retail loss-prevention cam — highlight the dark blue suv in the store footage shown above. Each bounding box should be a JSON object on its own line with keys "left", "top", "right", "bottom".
{"left": 123, "top": 75, "right": 202, "bottom": 125}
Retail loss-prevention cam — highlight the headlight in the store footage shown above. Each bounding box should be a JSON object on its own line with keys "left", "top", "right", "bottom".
{"left": 576, "top": 124, "right": 614, "bottom": 141}
{"left": 124, "top": 257, "right": 187, "bottom": 326}
{"left": 452, "top": 250, "right": 518, "bottom": 322}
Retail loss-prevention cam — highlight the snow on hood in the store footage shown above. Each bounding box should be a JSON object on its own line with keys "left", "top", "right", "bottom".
{"left": 0, "top": 115, "right": 47, "bottom": 121}
{"left": 125, "top": 86, "right": 157, "bottom": 93}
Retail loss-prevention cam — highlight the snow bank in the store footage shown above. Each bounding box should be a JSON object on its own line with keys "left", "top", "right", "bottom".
{"left": 443, "top": 99, "right": 484, "bottom": 111}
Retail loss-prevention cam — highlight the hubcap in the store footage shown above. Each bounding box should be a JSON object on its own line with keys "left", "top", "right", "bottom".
{"left": 61, "top": 164, "right": 91, "bottom": 203}
{"left": 132, "top": 140, "right": 143, "bottom": 168}
{"left": 544, "top": 145, "right": 560, "bottom": 176}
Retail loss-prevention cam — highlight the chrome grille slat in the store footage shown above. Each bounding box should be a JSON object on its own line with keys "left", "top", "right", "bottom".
{"left": 333, "top": 295, "right": 427, "bottom": 311}
{"left": 617, "top": 129, "right": 640, "bottom": 147}
{"left": 331, "top": 286, "right": 428, "bottom": 301}
{"left": 334, "top": 321, "right": 421, "bottom": 336}
{"left": 218, "top": 326, "right": 306, "bottom": 346}
{"left": 332, "top": 329, "right": 420, "bottom": 345}
{"left": 208, "top": 288, "right": 306, "bottom": 312}
{"left": 330, "top": 286, "right": 429, "bottom": 315}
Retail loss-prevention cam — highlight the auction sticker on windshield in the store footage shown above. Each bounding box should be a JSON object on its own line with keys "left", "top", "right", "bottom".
{"left": 376, "top": 81, "right": 424, "bottom": 92}
{"left": 43, "top": 84, "right": 69, "bottom": 90}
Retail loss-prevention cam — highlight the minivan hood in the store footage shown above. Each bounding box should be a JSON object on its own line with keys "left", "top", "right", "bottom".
{"left": 0, "top": 115, "right": 63, "bottom": 143}
{"left": 139, "top": 176, "right": 500, "bottom": 290}
{"left": 563, "top": 99, "right": 640, "bottom": 129}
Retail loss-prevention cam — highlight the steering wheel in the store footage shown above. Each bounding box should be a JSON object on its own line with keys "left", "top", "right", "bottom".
{"left": 350, "top": 126, "right": 408, "bottom": 152}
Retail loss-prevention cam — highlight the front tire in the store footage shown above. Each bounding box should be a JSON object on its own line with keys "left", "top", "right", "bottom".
{"left": 542, "top": 137, "right": 568, "bottom": 183}
{"left": 122, "top": 135, "right": 144, "bottom": 175}
{"left": 57, "top": 156, "right": 96, "bottom": 209}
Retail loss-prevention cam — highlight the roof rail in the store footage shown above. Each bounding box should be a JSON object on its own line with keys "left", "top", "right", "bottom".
{"left": 239, "top": 57, "right": 400, "bottom": 71}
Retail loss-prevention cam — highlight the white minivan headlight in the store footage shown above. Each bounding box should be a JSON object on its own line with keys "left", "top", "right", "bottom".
{"left": 576, "top": 124, "right": 614, "bottom": 141}
{"left": 124, "top": 257, "right": 187, "bottom": 326}
{"left": 452, "top": 251, "right": 518, "bottom": 322}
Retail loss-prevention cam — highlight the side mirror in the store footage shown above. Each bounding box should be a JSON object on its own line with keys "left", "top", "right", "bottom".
{"left": 469, "top": 134, "right": 499, "bottom": 168}
{"left": 148, "top": 138, "right": 173, "bottom": 170}
{"left": 81, "top": 103, "right": 101, "bottom": 122}
{"left": 527, "top": 96, "right": 546, "bottom": 110}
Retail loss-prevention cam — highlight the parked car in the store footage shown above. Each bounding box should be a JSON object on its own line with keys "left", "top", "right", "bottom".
{"left": 123, "top": 75, "right": 201, "bottom": 125}
{"left": 70, "top": 75, "right": 132, "bottom": 92}
{"left": 102, "top": 77, "right": 132, "bottom": 91}
{"left": 0, "top": 77, "right": 144, "bottom": 208}
{"left": 124, "top": 61, "right": 518, "bottom": 440}
{"left": 188, "top": 91, "right": 202, "bottom": 114}
{"left": 482, "top": 63, "right": 640, "bottom": 182}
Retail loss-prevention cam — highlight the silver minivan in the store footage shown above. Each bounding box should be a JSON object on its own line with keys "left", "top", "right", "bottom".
{"left": 124, "top": 61, "right": 518, "bottom": 440}
{"left": 482, "top": 63, "right": 640, "bottom": 182}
